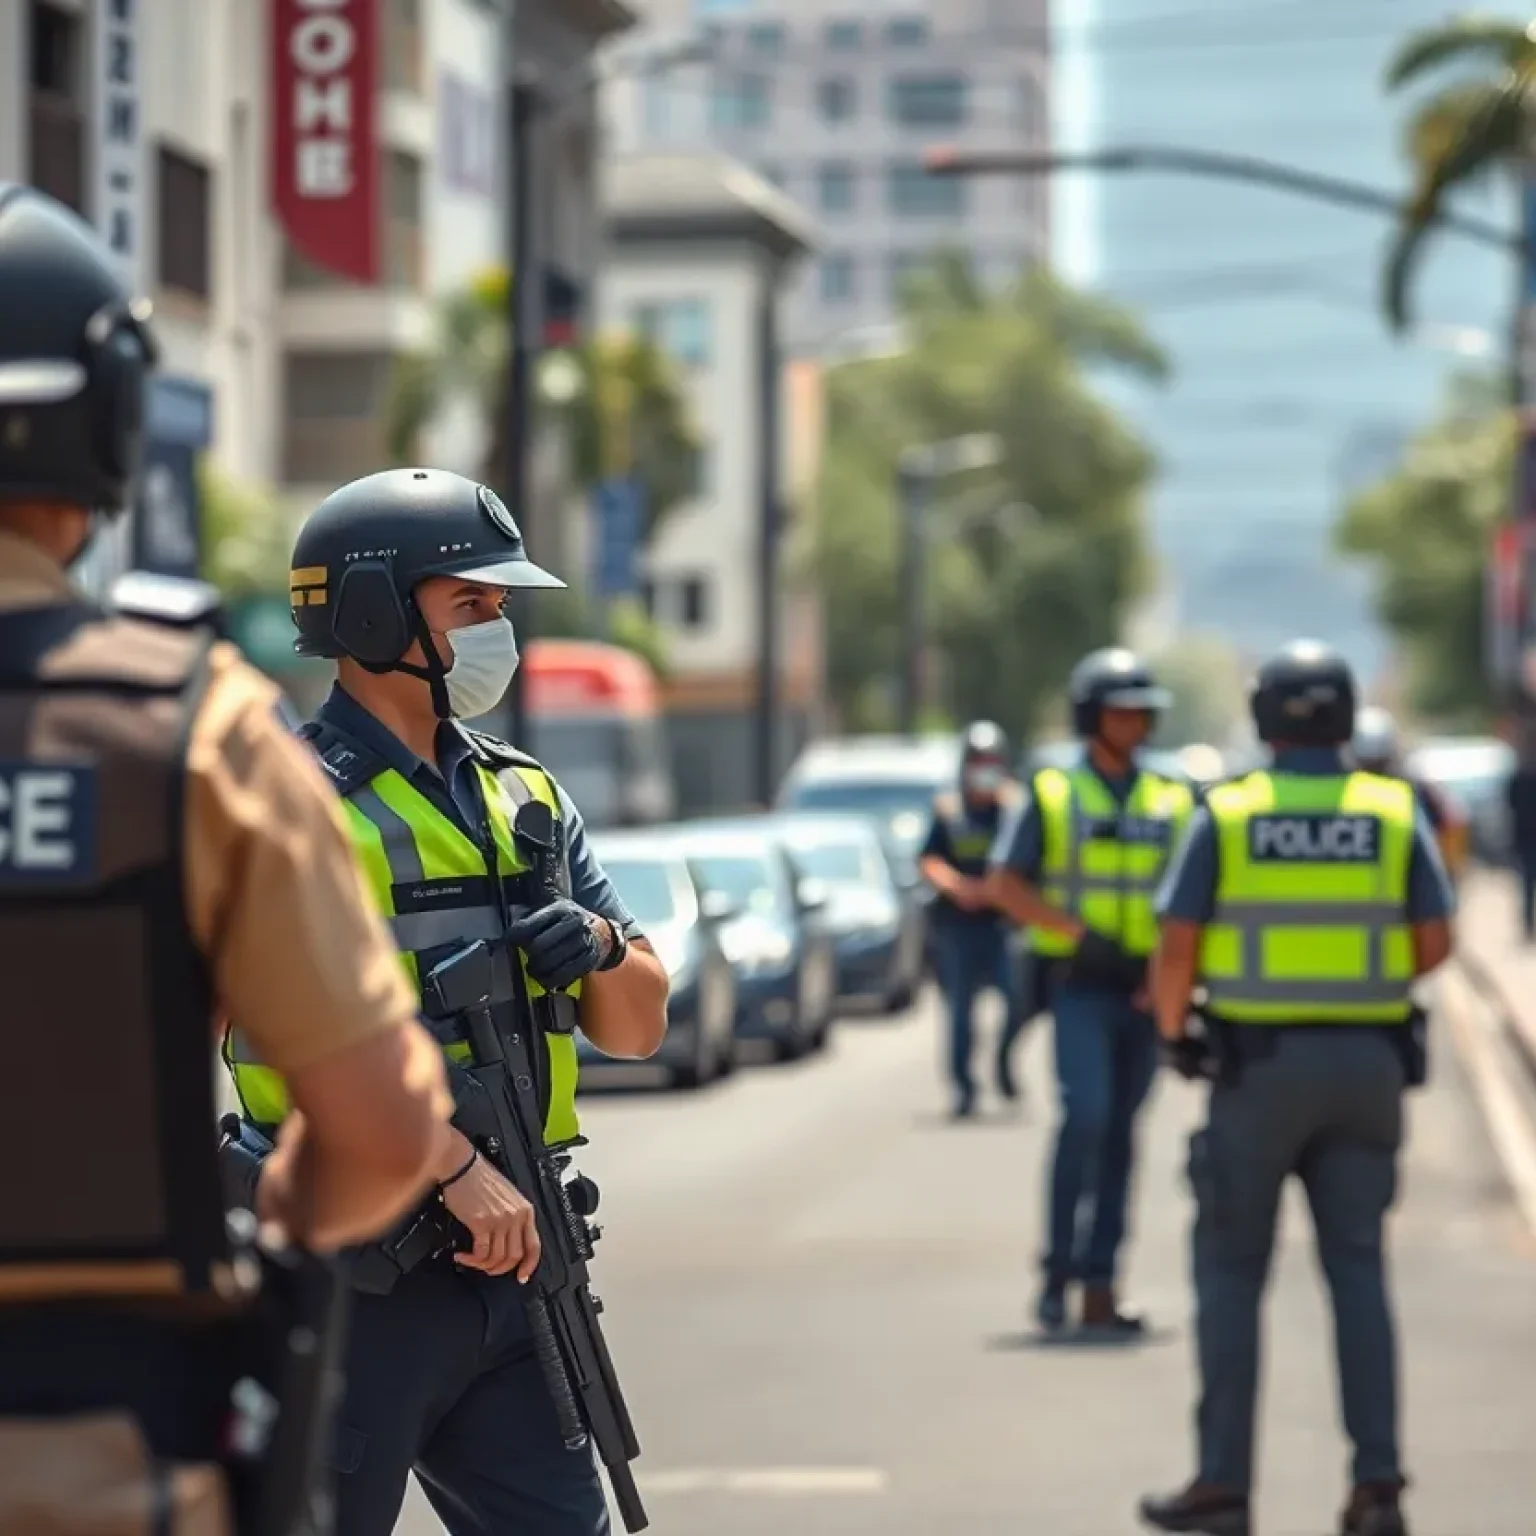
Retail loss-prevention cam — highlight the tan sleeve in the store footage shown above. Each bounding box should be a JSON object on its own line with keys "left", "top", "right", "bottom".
{"left": 184, "top": 645, "right": 419, "bottom": 1074}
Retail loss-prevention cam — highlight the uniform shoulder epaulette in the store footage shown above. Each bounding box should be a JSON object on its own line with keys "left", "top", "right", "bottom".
{"left": 298, "top": 718, "right": 386, "bottom": 797}
{"left": 462, "top": 727, "right": 542, "bottom": 773}
{"left": 109, "top": 570, "right": 224, "bottom": 632}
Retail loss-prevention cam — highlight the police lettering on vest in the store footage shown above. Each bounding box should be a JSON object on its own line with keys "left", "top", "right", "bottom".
{"left": 1248, "top": 813, "right": 1380, "bottom": 864}
{"left": 0, "top": 763, "right": 96, "bottom": 884}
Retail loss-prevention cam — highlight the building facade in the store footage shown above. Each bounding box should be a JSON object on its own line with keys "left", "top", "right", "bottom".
{"left": 598, "top": 152, "right": 820, "bottom": 809}
{"left": 606, "top": 0, "right": 1050, "bottom": 356}
{"left": 1057, "top": 0, "right": 1511, "bottom": 681}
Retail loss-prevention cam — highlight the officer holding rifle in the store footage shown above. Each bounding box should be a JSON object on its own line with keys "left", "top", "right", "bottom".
{"left": 224, "top": 469, "right": 669, "bottom": 1536}
{"left": 1139, "top": 640, "right": 1454, "bottom": 1536}
{"left": 0, "top": 186, "right": 452, "bottom": 1535}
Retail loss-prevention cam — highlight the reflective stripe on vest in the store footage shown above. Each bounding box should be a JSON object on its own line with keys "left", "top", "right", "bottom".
{"left": 1199, "top": 770, "right": 1415, "bottom": 1024}
{"left": 1028, "top": 767, "right": 1192, "bottom": 959}
{"left": 226, "top": 758, "right": 583, "bottom": 1143}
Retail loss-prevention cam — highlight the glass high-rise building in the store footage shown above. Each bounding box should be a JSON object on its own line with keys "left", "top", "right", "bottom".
{"left": 1056, "top": 0, "right": 1510, "bottom": 679}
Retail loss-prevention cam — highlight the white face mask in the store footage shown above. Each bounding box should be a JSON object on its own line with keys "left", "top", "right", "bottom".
{"left": 443, "top": 616, "right": 520, "bottom": 719}
{"left": 965, "top": 766, "right": 1006, "bottom": 795}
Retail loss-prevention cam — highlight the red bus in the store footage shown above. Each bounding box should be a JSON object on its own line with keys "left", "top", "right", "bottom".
{"left": 514, "top": 639, "right": 676, "bottom": 828}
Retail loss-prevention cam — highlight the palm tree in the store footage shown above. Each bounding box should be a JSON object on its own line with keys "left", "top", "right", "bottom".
{"left": 384, "top": 266, "right": 701, "bottom": 539}
{"left": 1382, "top": 14, "right": 1534, "bottom": 331}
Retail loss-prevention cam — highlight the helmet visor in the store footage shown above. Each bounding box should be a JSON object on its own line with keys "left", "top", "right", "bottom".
{"left": 1100, "top": 684, "right": 1170, "bottom": 711}
{"left": 446, "top": 554, "right": 567, "bottom": 590}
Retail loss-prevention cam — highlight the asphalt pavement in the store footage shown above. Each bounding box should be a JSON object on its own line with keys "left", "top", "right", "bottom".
{"left": 396, "top": 981, "right": 1536, "bottom": 1536}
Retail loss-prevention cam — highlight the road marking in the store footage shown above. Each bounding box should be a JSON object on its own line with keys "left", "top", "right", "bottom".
{"left": 642, "top": 1467, "right": 890, "bottom": 1497}
{"left": 1441, "top": 968, "right": 1536, "bottom": 1237}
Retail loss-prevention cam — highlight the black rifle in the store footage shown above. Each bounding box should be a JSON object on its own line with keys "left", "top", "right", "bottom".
{"left": 421, "top": 802, "right": 646, "bottom": 1533}
{"left": 217, "top": 1116, "right": 350, "bottom": 1536}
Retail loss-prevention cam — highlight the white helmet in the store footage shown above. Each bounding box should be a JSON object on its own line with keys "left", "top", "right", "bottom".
{"left": 1351, "top": 705, "right": 1398, "bottom": 770}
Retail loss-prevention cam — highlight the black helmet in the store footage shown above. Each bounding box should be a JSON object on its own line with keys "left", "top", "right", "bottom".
{"left": 1250, "top": 639, "right": 1356, "bottom": 746}
{"left": 290, "top": 467, "right": 564, "bottom": 664}
{"left": 1069, "top": 648, "right": 1170, "bottom": 737}
{"left": 0, "top": 184, "right": 158, "bottom": 512}
{"left": 961, "top": 719, "right": 1010, "bottom": 763}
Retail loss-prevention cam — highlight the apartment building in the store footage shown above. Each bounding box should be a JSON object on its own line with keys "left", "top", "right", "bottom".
{"left": 598, "top": 152, "right": 821, "bottom": 808}
{"left": 606, "top": 0, "right": 1050, "bottom": 355}
{"left": 0, "top": 0, "right": 631, "bottom": 598}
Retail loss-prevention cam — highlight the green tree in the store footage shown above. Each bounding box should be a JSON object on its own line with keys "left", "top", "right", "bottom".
{"left": 384, "top": 267, "right": 700, "bottom": 539}
{"left": 1150, "top": 633, "right": 1248, "bottom": 747}
{"left": 812, "top": 253, "right": 1167, "bottom": 741}
{"left": 1335, "top": 374, "right": 1507, "bottom": 724}
{"left": 1380, "top": 13, "right": 1532, "bottom": 330}
{"left": 199, "top": 464, "right": 294, "bottom": 597}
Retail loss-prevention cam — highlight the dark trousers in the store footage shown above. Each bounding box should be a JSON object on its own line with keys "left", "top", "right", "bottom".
{"left": 1044, "top": 984, "right": 1159, "bottom": 1286}
{"left": 1518, "top": 850, "right": 1536, "bottom": 939}
{"left": 1189, "top": 1028, "right": 1404, "bottom": 1493}
{"left": 933, "top": 922, "right": 1020, "bottom": 1101}
{"left": 333, "top": 1265, "right": 609, "bottom": 1536}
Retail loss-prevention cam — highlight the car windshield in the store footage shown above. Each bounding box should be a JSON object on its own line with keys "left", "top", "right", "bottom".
{"left": 688, "top": 852, "right": 785, "bottom": 916}
{"left": 783, "top": 780, "right": 938, "bottom": 855}
{"left": 597, "top": 857, "right": 679, "bottom": 926}
{"left": 786, "top": 837, "right": 879, "bottom": 885}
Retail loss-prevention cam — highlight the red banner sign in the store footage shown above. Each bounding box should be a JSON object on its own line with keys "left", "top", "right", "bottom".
{"left": 271, "top": 0, "right": 379, "bottom": 284}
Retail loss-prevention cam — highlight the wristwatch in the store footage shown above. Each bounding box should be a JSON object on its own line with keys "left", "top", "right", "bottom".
{"left": 595, "top": 915, "right": 629, "bottom": 972}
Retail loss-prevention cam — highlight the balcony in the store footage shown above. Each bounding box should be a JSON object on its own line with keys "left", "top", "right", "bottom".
{"left": 28, "top": 91, "right": 84, "bottom": 214}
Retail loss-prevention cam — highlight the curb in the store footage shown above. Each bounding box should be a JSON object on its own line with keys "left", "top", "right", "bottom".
{"left": 1439, "top": 964, "right": 1536, "bottom": 1237}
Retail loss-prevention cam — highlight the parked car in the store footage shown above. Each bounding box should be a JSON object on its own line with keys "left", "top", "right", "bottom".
{"left": 768, "top": 812, "right": 926, "bottom": 1013}
{"left": 672, "top": 820, "right": 839, "bottom": 1061}
{"left": 776, "top": 735, "right": 962, "bottom": 898}
{"left": 1406, "top": 736, "right": 1516, "bottom": 865}
{"left": 583, "top": 830, "right": 738, "bottom": 1089}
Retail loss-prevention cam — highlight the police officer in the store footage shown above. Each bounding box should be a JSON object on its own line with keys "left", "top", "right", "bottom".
{"left": 1140, "top": 641, "right": 1454, "bottom": 1536}
{"left": 1351, "top": 705, "right": 1469, "bottom": 883}
{"left": 987, "top": 649, "right": 1192, "bottom": 1332}
{"left": 225, "top": 468, "right": 670, "bottom": 1536}
{"left": 918, "top": 721, "right": 1023, "bottom": 1117}
{"left": 0, "top": 186, "right": 452, "bottom": 1524}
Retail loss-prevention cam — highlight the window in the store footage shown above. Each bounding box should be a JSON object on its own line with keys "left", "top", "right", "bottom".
{"left": 817, "top": 76, "right": 856, "bottom": 124}
{"left": 679, "top": 575, "right": 711, "bottom": 629}
{"left": 383, "top": 0, "right": 424, "bottom": 92}
{"left": 156, "top": 145, "right": 211, "bottom": 298}
{"left": 887, "top": 250, "right": 926, "bottom": 301}
{"left": 889, "top": 74, "right": 968, "bottom": 128}
{"left": 384, "top": 150, "right": 423, "bottom": 288}
{"left": 886, "top": 16, "right": 929, "bottom": 46}
{"left": 825, "top": 19, "right": 863, "bottom": 50}
{"left": 821, "top": 253, "right": 856, "bottom": 303}
{"left": 817, "top": 160, "right": 856, "bottom": 214}
{"left": 282, "top": 352, "right": 394, "bottom": 481}
{"left": 30, "top": 1, "right": 80, "bottom": 95}
{"left": 632, "top": 298, "right": 712, "bottom": 368}
{"left": 746, "top": 21, "right": 785, "bottom": 55}
{"left": 1015, "top": 74, "right": 1045, "bottom": 139}
{"left": 710, "top": 72, "right": 771, "bottom": 130}
{"left": 887, "top": 160, "right": 965, "bottom": 218}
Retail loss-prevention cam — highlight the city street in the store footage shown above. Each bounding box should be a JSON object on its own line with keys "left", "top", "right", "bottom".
{"left": 396, "top": 975, "right": 1536, "bottom": 1536}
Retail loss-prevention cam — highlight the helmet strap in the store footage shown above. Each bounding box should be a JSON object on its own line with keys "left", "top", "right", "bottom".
{"left": 379, "top": 608, "right": 454, "bottom": 720}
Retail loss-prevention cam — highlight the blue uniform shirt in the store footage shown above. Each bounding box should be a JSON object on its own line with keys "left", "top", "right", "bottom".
{"left": 1155, "top": 746, "right": 1455, "bottom": 926}
{"left": 988, "top": 750, "right": 1142, "bottom": 882}
{"left": 921, "top": 791, "right": 1005, "bottom": 930}
{"left": 315, "top": 686, "right": 643, "bottom": 938}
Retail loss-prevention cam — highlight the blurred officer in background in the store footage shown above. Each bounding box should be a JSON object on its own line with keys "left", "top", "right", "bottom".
{"left": 918, "top": 720, "right": 1022, "bottom": 1118}
{"left": 0, "top": 184, "right": 450, "bottom": 1529}
{"left": 225, "top": 468, "right": 669, "bottom": 1536}
{"left": 1142, "top": 640, "right": 1453, "bottom": 1536}
{"left": 1350, "top": 705, "right": 1469, "bottom": 884}
{"left": 987, "top": 650, "right": 1193, "bottom": 1332}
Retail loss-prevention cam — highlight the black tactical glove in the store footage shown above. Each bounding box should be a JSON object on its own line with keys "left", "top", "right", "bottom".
{"left": 1070, "top": 929, "right": 1147, "bottom": 991}
{"left": 505, "top": 899, "right": 607, "bottom": 991}
{"left": 1162, "top": 1034, "right": 1213, "bottom": 1082}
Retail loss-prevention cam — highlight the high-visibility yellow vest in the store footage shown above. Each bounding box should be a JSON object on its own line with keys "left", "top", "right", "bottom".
{"left": 1199, "top": 770, "right": 1415, "bottom": 1025}
{"left": 1030, "top": 766, "right": 1193, "bottom": 958}
{"left": 224, "top": 754, "right": 584, "bottom": 1144}
{"left": 932, "top": 787, "right": 1016, "bottom": 868}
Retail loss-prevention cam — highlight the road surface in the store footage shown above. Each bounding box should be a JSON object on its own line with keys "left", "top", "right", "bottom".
{"left": 396, "top": 986, "right": 1535, "bottom": 1536}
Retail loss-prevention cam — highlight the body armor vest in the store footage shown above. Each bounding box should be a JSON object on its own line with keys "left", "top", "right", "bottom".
{"left": 0, "top": 602, "right": 230, "bottom": 1305}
